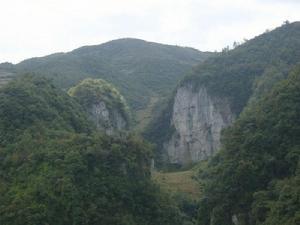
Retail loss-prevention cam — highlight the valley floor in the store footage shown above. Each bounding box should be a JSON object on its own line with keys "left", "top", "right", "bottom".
{"left": 152, "top": 169, "right": 202, "bottom": 199}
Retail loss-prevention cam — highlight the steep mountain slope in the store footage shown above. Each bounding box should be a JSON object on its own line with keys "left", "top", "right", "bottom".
{"left": 0, "top": 75, "right": 184, "bottom": 225}
{"left": 197, "top": 66, "right": 300, "bottom": 225}
{"left": 145, "top": 22, "right": 300, "bottom": 166}
{"left": 1, "top": 38, "right": 213, "bottom": 113}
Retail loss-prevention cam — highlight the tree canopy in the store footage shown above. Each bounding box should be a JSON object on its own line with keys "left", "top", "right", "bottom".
{"left": 0, "top": 75, "right": 184, "bottom": 225}
{"left": 197, "top": 66, "right": 300, "bottom": 225}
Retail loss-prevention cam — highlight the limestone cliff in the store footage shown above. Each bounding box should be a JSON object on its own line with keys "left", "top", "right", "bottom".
{"left": 89, "top": 100, "right": 128, "bottom": 135}
{"left": 68, "top": 78, "right": 130, "bottom": 135}
{"left": 163, "top": 82, "right": 235, "bottom": 165}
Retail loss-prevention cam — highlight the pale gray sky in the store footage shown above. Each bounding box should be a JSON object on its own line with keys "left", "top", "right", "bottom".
{"left": 0, "top": 0, "right": 299, "bottom": 63}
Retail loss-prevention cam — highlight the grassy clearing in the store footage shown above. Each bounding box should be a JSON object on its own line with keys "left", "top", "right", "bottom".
{"left": 152, "top": 168, "right": 202, "bottom": 199}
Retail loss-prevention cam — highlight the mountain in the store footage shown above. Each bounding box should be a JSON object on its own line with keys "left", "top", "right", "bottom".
{"left": 144, "top": 22, "right": 300, "bottom": 167}
{"left": 197, "top": 66, "right": 300, "bottom": 225}
{"left": 0, "top": 75, "right": 184, "bottom": 225}
{"left": 0, "top": 38, "right": 213, "bottom": 115}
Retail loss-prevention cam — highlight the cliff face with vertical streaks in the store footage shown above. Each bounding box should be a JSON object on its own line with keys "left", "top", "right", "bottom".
{"left": 163, "top": 83, "right": 235, "bottom": 165}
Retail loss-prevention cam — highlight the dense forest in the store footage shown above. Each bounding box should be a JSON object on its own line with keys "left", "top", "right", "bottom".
{"left": 144, "top": 22, "right": 300, "bottom": 167}
{"left": 198, "top": 66, "right": 300, "bottom": 225}
{"left": 0, "top": 75, "right": 185, "bottom": 225}
{"left": 0, "top": 39, "right": 213, "bottom": 112}
{"left": 183, "top": 22, "right": 300, "bottom": 114}
{"left": 0, "top": 21, "right": 299, "bottom": 225}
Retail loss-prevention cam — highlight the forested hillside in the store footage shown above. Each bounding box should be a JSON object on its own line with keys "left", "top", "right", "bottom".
{"left": 1, "top": 20, "right": 299, "bottom": 225}
{"left": 183, "top": 22, "right": 300, "bottom": 114}
{"left": 144, "top": 22, "right": 300, "bottom": 166}
{"left": 0, "top": 75, "right": 185, "bottom": 225}
{"left": 0, "top": 38, "right": 213, "bottom": 113}
{"left": 0, "top": 63, "right": 16, "bottom": 86}
{"left": 197, "top": 66, "right": 300, "bottom": 225}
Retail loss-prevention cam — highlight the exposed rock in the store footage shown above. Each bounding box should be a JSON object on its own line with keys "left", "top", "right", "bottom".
{"left": 163, "top": 82, "right": 235, "bottom": 165}
{"left": 232, "top": 214, "right": 239, "bottom": 225}
{"left": 90, "top": 100, "right": 128, "bottom": 135}
{"left": 68, "top": 78, "right": 130, "bottom": 135}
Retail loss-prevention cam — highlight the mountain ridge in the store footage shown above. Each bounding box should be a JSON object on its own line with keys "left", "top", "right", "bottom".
{"left": 0, "top": 38, "right": 214, "bottom": 126}
{"left": 145, "top": 21, "right": 300, "bottom": 167}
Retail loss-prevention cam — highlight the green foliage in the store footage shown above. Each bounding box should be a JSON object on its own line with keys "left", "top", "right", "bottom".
{"left": 68, "top": 78, "right": 130, "bottom": 125}
{"left": 0, "top": 75, "right": 184, "bottom": 225}
{"left": 182, "top": 22, "right": 300, "bottom": 114}
{"left": 153, "top": 170, "right": 202, "bottom": 225}
{"left": 11, "top": 38, "right": 212, "bottom": 111}
{"left": 143, "top": 96, "right": 176, "bottom": 167}
{"left": 197, "top": 66, "right": 300, "bottom": 225}
{"left": 0, "top": 62, "right": 16, "bottom": 86}
{"left": 145, "top": 22, "right": 300, "bottom": 167}
{"left": 173, "top": 193, "right": 200, "bottom": 225}
{"left": 0, "top": 74, "right": 91, "bottom": 145}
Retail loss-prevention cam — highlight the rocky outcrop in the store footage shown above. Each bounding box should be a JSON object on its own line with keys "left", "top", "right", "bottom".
{"left": 89, "top": 101, "right": 128, "bottom": 135}
{"left": 68, "top": 78, "right": 130, "bottom": 135}
{"left": 163, "top": 82, "right": 235, "bottom": 165}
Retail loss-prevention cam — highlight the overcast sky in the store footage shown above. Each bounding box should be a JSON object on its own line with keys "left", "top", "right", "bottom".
{"left": 0, "top": 0, "right": 300, "bottom": 63}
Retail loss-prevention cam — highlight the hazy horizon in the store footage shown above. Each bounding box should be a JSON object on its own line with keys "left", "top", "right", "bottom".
{"left": 1, "top": 0, "right": 300, "bottom": 63}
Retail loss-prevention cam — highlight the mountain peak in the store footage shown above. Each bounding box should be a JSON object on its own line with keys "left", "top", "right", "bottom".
{"left": 7, "top": 39, "right": 213, "bottom": 115}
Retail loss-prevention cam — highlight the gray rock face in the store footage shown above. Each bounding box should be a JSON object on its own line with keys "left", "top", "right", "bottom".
{"left": 89, "top": 101, "right": 128, "bottom": 135}
{"left": 232, "top": 214, "right": 239, "bottom": 225}
{"left": 163, "top": 83, "right": 235, "bottom": 165}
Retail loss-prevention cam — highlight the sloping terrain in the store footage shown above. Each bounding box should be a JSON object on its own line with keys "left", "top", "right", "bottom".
{"left": 197, "top": 66, "right": 300, "bottom": 225}
{"left": 0, "top": 75, "right": 185, "bottom": 225}
{"left": 145, "top": 22, "right": 300, "bottom": 166}
{"left": 1, "top": 38, "right": 213, "bottom": 113}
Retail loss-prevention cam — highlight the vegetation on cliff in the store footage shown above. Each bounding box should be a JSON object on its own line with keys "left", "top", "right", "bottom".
{"left": 0, "top": 75, "right": 185, "bottom": 225}
{"left": 1, "top": 22, "right": 300, "bottom": 225}
{"left": 144, "top": 22, "right": 300, "bottom": 167}
{"left": 68, "top": 78, "right": 130, "bottom": 127}
{"left": 182, "top": 22, "right": 300, "bottom": 114}
{"left": 197, "top": 67, "right": 300, "bottom": 225}
{"left": 4, "top": 38, "right": 213, "bottom": 112}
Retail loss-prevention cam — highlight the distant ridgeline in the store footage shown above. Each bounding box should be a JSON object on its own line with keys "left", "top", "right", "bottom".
{"left": 68, "top": 78, "right": 130, "bottom": 135}
{"left": 0, "top": 75, "right": 185, "bottom": 225}
{"left": 0, "top": 38, "right": 213, "bottom": 113}
{"left": 144, "top": 22, "right": 300, "bottom": 167}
